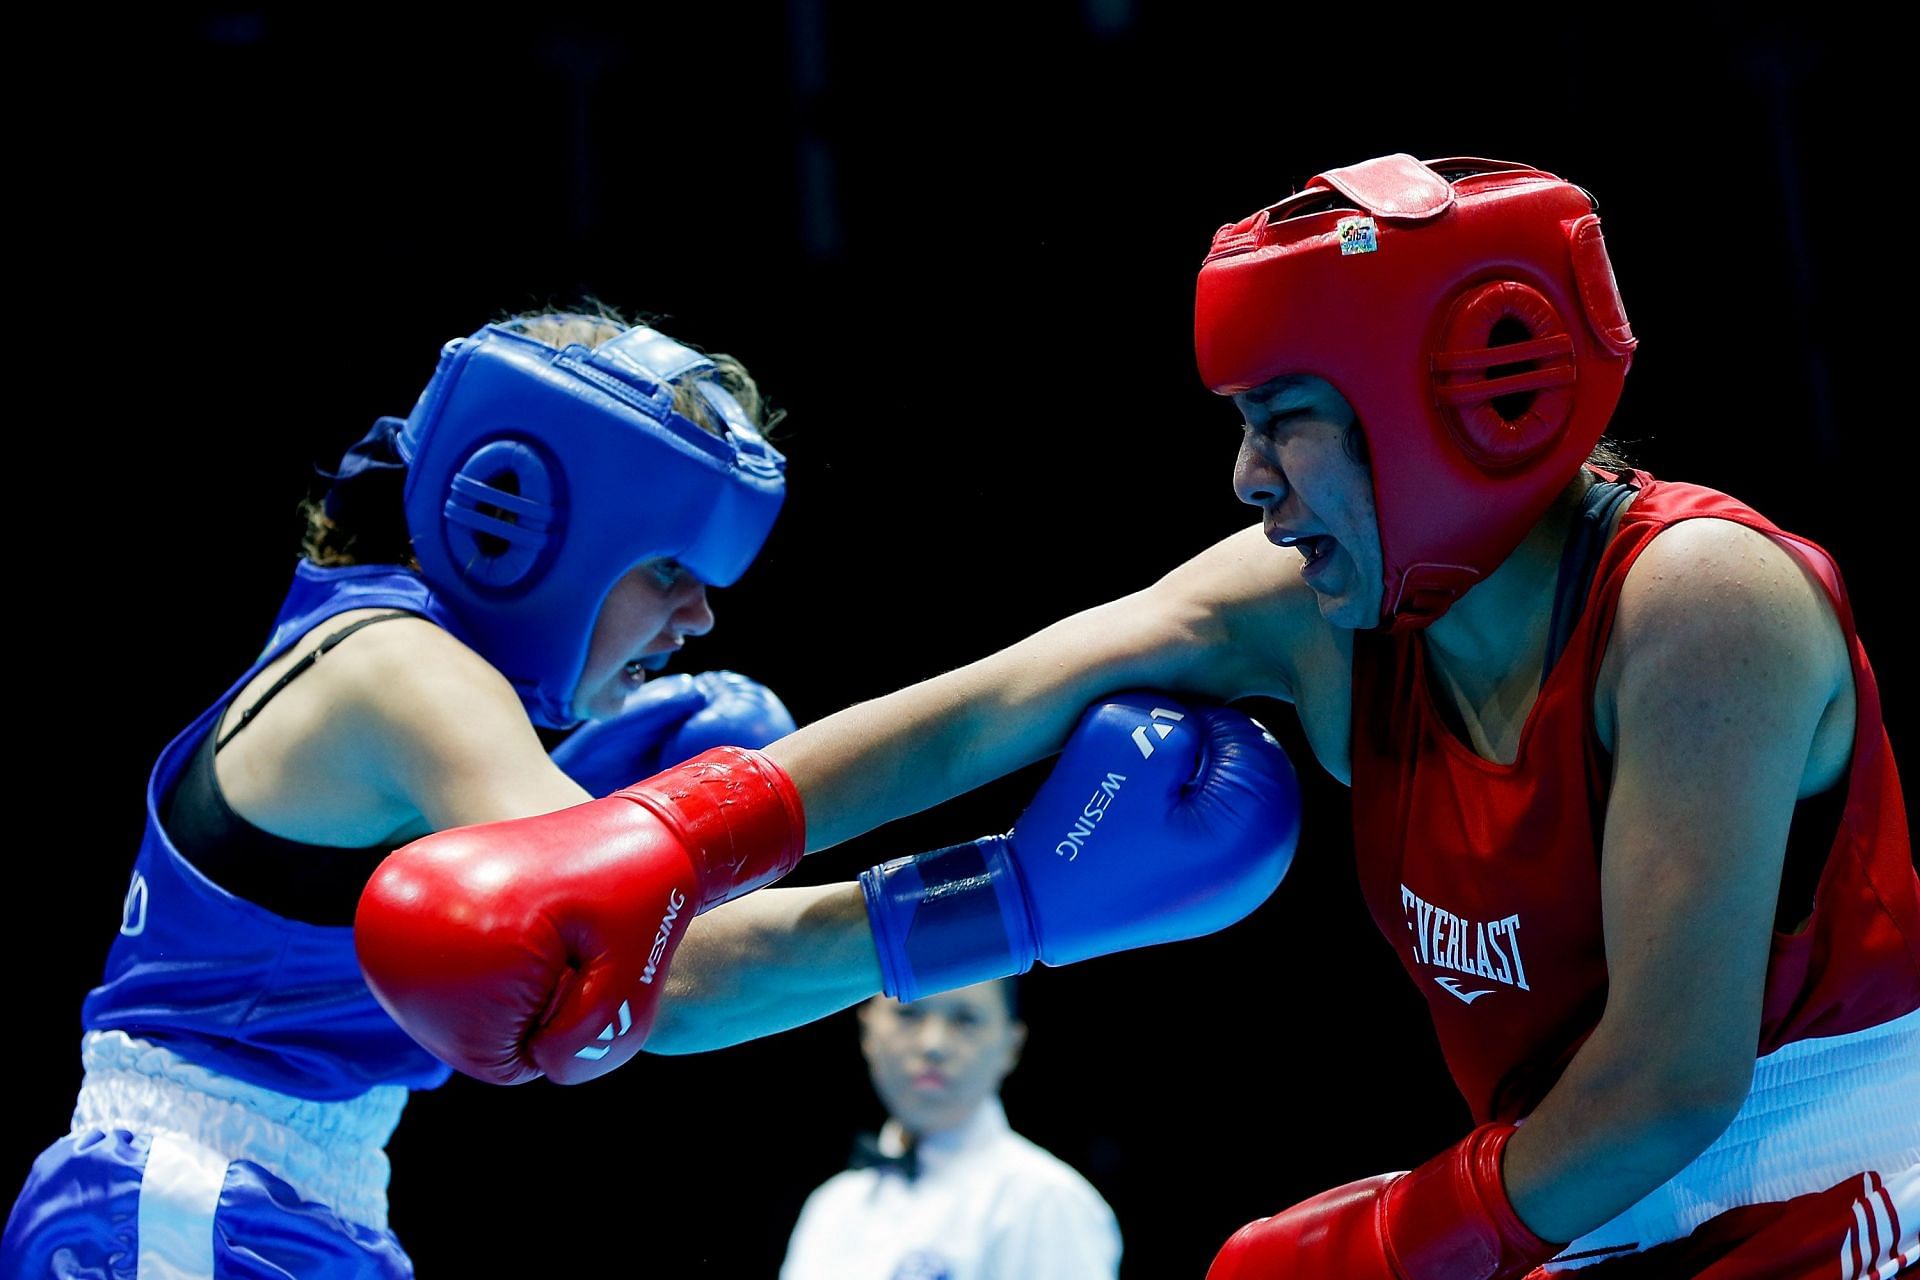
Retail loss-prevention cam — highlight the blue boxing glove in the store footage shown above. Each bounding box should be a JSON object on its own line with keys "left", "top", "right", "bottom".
{"left": 549, "top": 671, "right": 798, "bottom": 798}
{"left": 862, "top": 692, "right": 1300, "bottom": 1001}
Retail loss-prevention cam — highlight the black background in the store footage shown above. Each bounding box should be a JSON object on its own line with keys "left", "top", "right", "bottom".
{"left": 12, "top": 6, "right": 1910, "bottom": 1276}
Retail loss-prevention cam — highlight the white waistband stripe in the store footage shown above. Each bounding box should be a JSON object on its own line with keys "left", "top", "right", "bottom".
{"left": 136, "top": 1131, "right": 225, "bottom": 1280}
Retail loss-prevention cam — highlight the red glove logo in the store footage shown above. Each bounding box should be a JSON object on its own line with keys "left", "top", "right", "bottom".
{"left": 639, "top": 886, "right": 689, "bottom": 987}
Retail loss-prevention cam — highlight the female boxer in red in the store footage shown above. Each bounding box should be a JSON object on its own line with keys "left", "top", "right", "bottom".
{"left": 737, "top": 156, "right": 1917, "bottom": 1277}
{"left": 798, "top": 157, "right": 1920, "bottom": 1279}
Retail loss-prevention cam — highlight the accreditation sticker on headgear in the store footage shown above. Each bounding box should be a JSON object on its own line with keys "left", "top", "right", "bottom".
{"left": 1337, "top": 215, "right": 1378, "bottom": 255}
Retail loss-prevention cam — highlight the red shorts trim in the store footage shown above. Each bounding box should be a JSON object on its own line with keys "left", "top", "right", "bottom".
{"left": 1536, "top": 1167, "right": 1919, "bottom": 1279}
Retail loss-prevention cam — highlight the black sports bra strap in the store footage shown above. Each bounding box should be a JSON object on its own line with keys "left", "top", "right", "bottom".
{"left": 1542, "top": 479, "right": 1637, "bottom": 687}
{"left": 215, "top": 611, "right": 419, "bottom": 753}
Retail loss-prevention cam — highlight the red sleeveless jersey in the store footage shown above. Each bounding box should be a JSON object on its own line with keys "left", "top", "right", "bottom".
{"left": 1349, "top": 472, "right": 1920, "bottom": 1124}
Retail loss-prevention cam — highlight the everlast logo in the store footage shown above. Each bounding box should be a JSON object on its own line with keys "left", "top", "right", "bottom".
{"left": 639, "top": 887, "right": 688, "bottom": 985}
{"left": 1054, "top": 773, "right": 1127, "bottom": 861}
{"left": 1400, "top": 884, "right": 1529, "bottom": 1004}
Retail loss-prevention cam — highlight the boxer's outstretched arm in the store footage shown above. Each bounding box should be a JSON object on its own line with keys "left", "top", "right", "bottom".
{"left": 643, "top": 883, "right": 880, "bottom": 1054}
{"left": 655, "top": 526, "right": 1316, "bottom": 1056}
{"left": 574, "top": 555, "right": 1263, "bottom": 1058}
{"left": 359, "top": 526, "right": 1315, "bottom": 1076}
{"left": 767, "top": 524, "right": 1310, "bottom": 853}
{"left": 650, "top": 688, "right": 1301, "bottom": 1054}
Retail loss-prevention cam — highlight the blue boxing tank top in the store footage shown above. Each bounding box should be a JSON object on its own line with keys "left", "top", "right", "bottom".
{"left": 80, "top": 562, "right": 469, "bottom": 1099}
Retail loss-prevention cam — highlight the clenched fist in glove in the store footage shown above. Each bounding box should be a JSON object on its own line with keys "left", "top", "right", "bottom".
{"left": 862, "top": 691, "right": 1302, "bottom": 1001}
{"left": 1207, "top": 1123, "right": 1561, "bottom": 1280}
{"left": 549, "top": 670, "right": 796, "bottom": 797}
{"left": 355, "top": 747, "right": 804, "bottom": 1085}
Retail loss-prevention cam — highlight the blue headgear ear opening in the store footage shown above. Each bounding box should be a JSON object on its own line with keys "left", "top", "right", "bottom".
{"left": 442, "top": 440, "right": 562, "bottom": 592}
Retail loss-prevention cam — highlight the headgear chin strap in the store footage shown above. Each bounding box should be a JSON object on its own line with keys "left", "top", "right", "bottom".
{"left": 397, "top": 324, "right": 786, "bottom": 727}
{"left": 1195, "top": 155, "right": 1637, "bottom": 630}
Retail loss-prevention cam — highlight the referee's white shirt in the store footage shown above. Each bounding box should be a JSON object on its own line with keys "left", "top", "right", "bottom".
{"left": 781, "top": 1098, "right": 1121, "bottom": 1280}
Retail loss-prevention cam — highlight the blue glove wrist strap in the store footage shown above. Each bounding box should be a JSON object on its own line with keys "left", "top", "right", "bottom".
{"left": 860, "top": 837, "right": 1038, "bottom": 1003}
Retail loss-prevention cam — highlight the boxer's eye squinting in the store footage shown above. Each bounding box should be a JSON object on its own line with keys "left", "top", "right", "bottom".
{"left": 1253, "top": 406, "right": 1309, "bottom": 436}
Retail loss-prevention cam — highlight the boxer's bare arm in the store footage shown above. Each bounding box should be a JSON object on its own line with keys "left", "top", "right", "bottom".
{"left": 767, "top": 523, "right": 1323, "bottom": 853}
{"left": 640, "top": 527, "right": 1319, "bottom": 1052}
{"left": 644, "top": 883, "right": 881, "bottom": 1053}
{"left": 1501, "top": 519, "right": 1850, "bottom": 1241}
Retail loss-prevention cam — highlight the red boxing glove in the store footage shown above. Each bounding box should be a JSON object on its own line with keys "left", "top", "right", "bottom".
{"left": 355, "top": 747, "right": 804, "bottom": 1086}
{"left": 1207, "top": 1124, "right": 1561, "bottom": 1280}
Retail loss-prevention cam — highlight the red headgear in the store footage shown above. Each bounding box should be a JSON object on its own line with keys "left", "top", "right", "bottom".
{"left": 1195, "top": 155, "right": 1637, "bottom": 629}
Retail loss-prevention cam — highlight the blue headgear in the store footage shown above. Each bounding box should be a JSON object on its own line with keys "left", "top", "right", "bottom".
{"left": 395, "top": 323, "right": 786, "bottom": 728}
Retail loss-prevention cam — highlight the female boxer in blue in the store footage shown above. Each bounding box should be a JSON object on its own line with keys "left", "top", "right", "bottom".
{"left": 1, "top": 310, "right": 828, "bottom": 1278}
{"left": 6, "top": 307, "right": 1302, "bottom": 1279}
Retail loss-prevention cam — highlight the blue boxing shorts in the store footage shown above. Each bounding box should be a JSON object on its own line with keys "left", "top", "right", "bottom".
{"left": 3, "top": 1031, "right": 412, "bottom": 1279}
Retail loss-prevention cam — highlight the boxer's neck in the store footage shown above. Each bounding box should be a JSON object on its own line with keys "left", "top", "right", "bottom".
{"left": 1417, "top": 473, "right": 1598, "bottom": 758}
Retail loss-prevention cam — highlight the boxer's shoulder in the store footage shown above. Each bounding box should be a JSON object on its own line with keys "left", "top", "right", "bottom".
{"left": 1607, "top": 516, "right": 1849, "bottom": 685}
{"left": 254, "top": 613, "right": 513, "bottom": 753}
{"left": 332, "top": 625, "right": 565, "bottom": 821}
{"left": 1596, "top": 516, "right": 1853, "bottom": 775}
{"left": 220, "top": 608, "right": 553, "bottom": 833}
{"left": 229, "top": 609, "right": 455, "bottom": 717}
{"left": 316, "top": 611, "right": 505, "bottom": 711}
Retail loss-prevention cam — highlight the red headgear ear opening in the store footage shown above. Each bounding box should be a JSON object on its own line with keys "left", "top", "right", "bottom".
{"left": 1432, "top": 282, "right": 1577, "bottom": 471}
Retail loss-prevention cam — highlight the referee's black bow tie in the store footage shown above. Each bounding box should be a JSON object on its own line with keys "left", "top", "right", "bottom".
{"left": 848, "top": 1132, "right": 920, "bottom": 1182}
